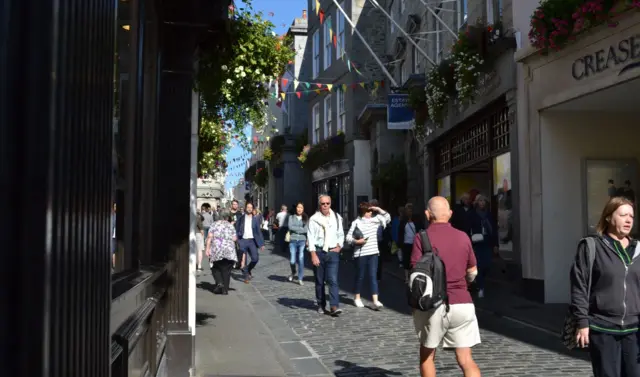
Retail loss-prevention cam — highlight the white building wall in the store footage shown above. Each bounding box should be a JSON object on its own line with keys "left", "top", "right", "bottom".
{"left": 540, "top": 112, "right": 640, "bottom": 303}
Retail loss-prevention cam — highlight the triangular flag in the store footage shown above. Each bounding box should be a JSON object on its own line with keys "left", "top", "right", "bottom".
{"left": 315, "top": 89, "right": 321, "bottom": 94}
{"left": 319, "top": 10, "right": 325, "bottom": 24}
{"left": 374, "top": 81, "right": 379, "bottom": 89}
{"left": 326, "top": 84, "right": 333, "bottom": 91}
{"left": 347, "top": 59, "right": 351, "bottom": 71}
{"left": 359, "top": 82, "right": 366, "bottom": 88}
{"left": 315, "top": 0, "right": 320, "bottom": 15}
{"left": 294, "top": 79, "right": 299, "bottom": 88}
{"left": 266, "top": 136, "right": 270, "bottom": 141}
{"left": 342, "top": 84, "right": 347, "bottom": 91}
{"left": 296, "top": 92, "right": 302, "bottom": 99}
{"left": 330, "top": 29, "right": 333, "bottom": 39}
{"left": 333, "top": 35, "right": 337, "bottom": 48}
{"left": 316, "top": 83, "right": 323, "bottom": 88}
{"left": 281, "top": 78, "right": 288, "bottom": 88}
{"left": 380, "top": 80, "right": 385, "bottom": 87}
{"left": 280, "top": 92, "right": 286, "bottom": 100}
{"left": 304, "top": 82, "right": 310, "bottom": 89}
{"left": 351, "top": 83, "right": 357, "bottom": 89}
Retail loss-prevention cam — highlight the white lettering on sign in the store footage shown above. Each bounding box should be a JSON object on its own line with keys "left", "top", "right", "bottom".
{"left": 390, "top": 96, "right": 409, "bottom": 108}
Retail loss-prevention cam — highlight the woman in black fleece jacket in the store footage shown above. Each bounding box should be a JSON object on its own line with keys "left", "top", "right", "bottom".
{"left": 570, "top": 196, "right": 640, "bottom": 377}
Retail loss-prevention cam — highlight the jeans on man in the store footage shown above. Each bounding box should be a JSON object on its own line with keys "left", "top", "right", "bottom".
{"left": 354, "top": 254, "right": 379, "bottom": 295}
{"left": 289, "top": 239, "right": 306, "bottom": 281}
{"left": 238, "top": 239, "right": 259, "bottom": 276}
{"left": 313, "top": 249, "right": 340, "bottom": 309}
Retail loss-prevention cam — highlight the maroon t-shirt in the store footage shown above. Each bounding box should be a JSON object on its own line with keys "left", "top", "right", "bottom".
{"left": 410, "top": 222, "right": 477, "bottom": 305}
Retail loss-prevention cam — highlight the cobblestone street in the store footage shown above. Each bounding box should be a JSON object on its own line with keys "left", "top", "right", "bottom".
{"left": 231, "top": 245, "right": 594, "bottom": 377}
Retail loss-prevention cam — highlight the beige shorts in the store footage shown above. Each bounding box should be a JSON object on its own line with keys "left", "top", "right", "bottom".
{"left": 413, "top": 303, "right": 481, "bottom": 349}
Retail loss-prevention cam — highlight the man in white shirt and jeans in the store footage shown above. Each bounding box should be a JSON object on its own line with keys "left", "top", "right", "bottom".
{"left": 308, "top": 195, "right": 344, "bottom": 316}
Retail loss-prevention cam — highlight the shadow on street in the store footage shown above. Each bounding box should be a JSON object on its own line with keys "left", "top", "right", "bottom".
{"left": 334, "top": 359, "right": 402, "bottom": 377}
{"left": 267, "top": 243, "right": 590, "bottom": 362}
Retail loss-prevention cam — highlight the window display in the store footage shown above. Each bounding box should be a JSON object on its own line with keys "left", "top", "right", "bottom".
{"left": 584, "top": 159, "right": 638, "bottom": 236}
{"left": 493, "top": 152, "right": 512, "bottom": 253}
{"left": 437, "top": 175, "right": 451, "bottom": 203}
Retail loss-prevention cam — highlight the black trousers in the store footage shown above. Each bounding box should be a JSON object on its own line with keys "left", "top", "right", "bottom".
{"left": 589, "top": 330, "right": 640, "bottom": 377}
{"left": 211, "top": 259, "right": 234, "bottom": 292}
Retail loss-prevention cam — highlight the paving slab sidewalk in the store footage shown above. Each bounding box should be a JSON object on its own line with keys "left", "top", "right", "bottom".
{"left": 194, "top": 265, "right": 333, "bottom": 377}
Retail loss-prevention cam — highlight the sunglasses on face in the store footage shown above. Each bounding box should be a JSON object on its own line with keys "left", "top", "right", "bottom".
{"left": 320, "top": 202, "right": 331, "bottom": 206}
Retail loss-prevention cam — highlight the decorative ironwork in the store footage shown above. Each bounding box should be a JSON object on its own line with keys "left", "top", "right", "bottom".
{"left": 435, "top": 104, "right": 511, "bottom": 176}
{"left": 491, "top": 107, "right": 511, "bottom": 152}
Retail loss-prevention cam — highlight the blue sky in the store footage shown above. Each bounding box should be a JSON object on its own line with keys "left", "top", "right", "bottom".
{"left": 225, "top": 0, "right": 306, "bottom": 189}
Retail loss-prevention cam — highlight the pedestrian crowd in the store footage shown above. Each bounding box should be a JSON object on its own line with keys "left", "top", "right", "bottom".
{"left": 195, "top": 190, "right": 640, "bottom": 377}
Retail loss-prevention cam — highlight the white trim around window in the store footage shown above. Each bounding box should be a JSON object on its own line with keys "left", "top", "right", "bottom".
{"left": 312, "top": 103, "right": 320, "bottom": 144}
{"left": 458, "top": 0, "right": 468, "bottom": 29}
{"left": 337, "top": 87, "right": 346, "bottom": 133}
{"left": 324, "top": 95, "right": 332, "bottom": 138}
{"left": 313, "top": 30, "right": 320, "bottom": 78}
{"left": 323, "top": 16, "right": 333, "bottom": 69}
{"left": 337, "top": 2, "right": 345, "bottom": 58}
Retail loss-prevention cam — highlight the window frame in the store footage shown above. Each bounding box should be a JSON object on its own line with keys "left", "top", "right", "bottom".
{"left": 389, "top": 0, "right": 396, "bottom": 34}
{"left": 312, "top": 103, "right": 320, "bottom": 144}
{"left": 324, "top": 94, "right": 332, "bottom": 138}
{"left": 487, "top": 0, "right": 503, "bottom": 25}
{"left": 458, "top": 0, "right": 468, "bottom": 29}
{"left": 323, "top": 16, "right": 333, "bottom": 69}
{"left": 337, "top": 2, "right": 346, "bottom": 59}
{"left": 337, "top": 87, "right": 346, "bottom": 133}
{"left": 313, "top": 30, "right": 320, "bottom": 78}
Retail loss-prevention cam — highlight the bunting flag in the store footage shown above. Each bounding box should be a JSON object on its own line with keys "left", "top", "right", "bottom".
{"left": 326, "top": 84, "right": 333, "bottom": 91}
{"left": 281, "top": 78, "right": 288, "bottom": 88}
{"left": 304, "top": 82, "right": 310, "bottom": 89}
{"left": 359, "top": 82, "right": 366, "bottom": 88}
{"left": 342, "top": 83, "right": 347, "bottom": 91}
{"left": 316, "top": 83, "right": 323, "bottom": 88}
{"left": 319, "top": 9, "right": 325, "bottom": 24}
{"left": 276, "top": 101, "right": 282, "bottom": 108}
{"left": 280, "top": 92, "right": 286, "bottom": 100}
{"left": 315, "top": 0, "right": 320, "bottom": 15}
{"left": 296, "top": 92, "right": 302, "bottom": 99}
{"left": 333, "top": 35, "right": 337, "bottom": 48}
{"left": 294, "top": 79, "right": 299, "bottom": 89}
{"left": 315, "top": 89, "right": 321, "bottom": 94}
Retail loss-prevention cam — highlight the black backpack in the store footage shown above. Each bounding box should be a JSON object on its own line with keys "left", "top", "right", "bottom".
{"left": 407, "top": 230, "right": 448, "bottom": 311}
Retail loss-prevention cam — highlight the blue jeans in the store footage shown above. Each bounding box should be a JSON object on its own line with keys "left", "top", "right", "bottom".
{"left": 289, "top": 240, "right": 306, "bottom": 281}
{"left": 238, "top": 239, "right": 259, "bottom": 276}
{"left": 354, "top": 254, "right": 379, "bottom": 295}
{"left": 313, "top": 250, "right": 340, "bottom": 308}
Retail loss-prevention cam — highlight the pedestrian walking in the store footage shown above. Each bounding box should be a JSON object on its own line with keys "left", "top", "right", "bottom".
{"left": 345, "top": 202, "right": 390, "bottom": 310}
{"left": 274, "top": 205, "right": 289, "bottom": 253}
{"left": 206, "top": 211, "right": 238, "bottom": 295}
{"left": 468, "top": 195, "right": 499, "bottom": 298}
{"left": 411, "top": 196, "right": 481, "bottom": 377}
{"left": 200, "top": 203, "right": 214, "bottom": 271}
{"left": 287, "top": 202, "right": 308, "bottom": 285}
{"left": 398, "top": 203, "right": 425, "bottom": 282}
{"left": 308, "top": 195, "right": 344, "bottom": 317}
{"left": 235, "top": 202, "right": 265, "bottom": 283}
{"left": 569, "top": 196, "right": 640, "bottom": 377}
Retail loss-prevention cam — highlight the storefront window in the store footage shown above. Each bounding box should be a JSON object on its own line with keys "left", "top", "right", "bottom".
{"left": 437, "top": 175, "right": 451, "bottom": 203}
{"left": 493, "top": 152, "right": 513, "bottom": 253}
{"left": 585, "top": 159, "right": 638, "bottom": 236}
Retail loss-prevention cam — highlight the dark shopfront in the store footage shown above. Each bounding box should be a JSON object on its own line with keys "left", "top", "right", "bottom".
{"left": 430, "top": 98, "right": 515, "bottom": 257}
{"left": 0, "top": 0, "right": 230, "bottom": 376}
{"left": 312, "top": 161, "right": 352, "bottom": 224}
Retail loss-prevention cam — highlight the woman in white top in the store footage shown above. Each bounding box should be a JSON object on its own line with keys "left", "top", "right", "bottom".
{"left": 346, "top": 202, "right": 391, "bottom": 309}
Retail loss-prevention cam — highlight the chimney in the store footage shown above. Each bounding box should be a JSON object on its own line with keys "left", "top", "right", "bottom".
{"left": 302, "top": 10, "right": 307, "bottom": 19}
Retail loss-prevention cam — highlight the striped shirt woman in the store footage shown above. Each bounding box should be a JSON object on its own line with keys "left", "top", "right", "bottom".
{"left": 346, "top": 202, "right": 391, "bottom": 309}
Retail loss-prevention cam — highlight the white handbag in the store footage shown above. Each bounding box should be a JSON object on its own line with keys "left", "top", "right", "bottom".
{"left": 470, "top": 225, "right": 485, "bottom": 243}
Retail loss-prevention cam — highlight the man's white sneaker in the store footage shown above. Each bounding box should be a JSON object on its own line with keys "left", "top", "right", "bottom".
{"left": 354, "top": 299, "right": 365, "bottom": 308}
{"left": 478, "top": 289, "right": 485, "bottom": 298}
{"left": 287, "top": 275, "right": 294, "bottom": 282}
{"left": 298, "top": 280, "right": 304, "bottom": 286}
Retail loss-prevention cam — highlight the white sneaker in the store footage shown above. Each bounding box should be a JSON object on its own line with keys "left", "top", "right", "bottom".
{"left": 287, "top": 275, "right": 294, "bottom": 282}
{"left": 354, "top": 299, "right": 365, "bottom": 308}
{"left": 298, "top": 280, "right": 304, "bottom": 286}
{"left": 478, "top": 289, "right": 485, "bottom": 298}
{"left": 374, "top": 301, "right": 384, "bottom": 309}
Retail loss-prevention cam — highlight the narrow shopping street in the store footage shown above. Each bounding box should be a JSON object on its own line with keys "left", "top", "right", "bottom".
{"left": 195, "top": 243, "right": 593, "bottom": 377}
